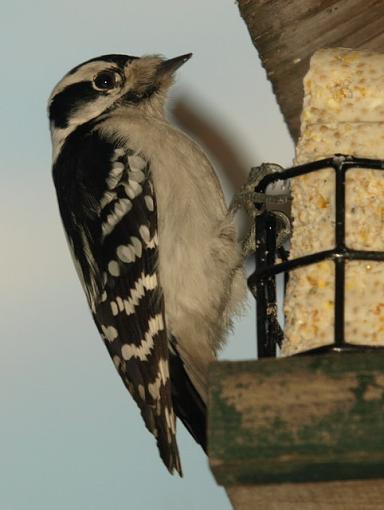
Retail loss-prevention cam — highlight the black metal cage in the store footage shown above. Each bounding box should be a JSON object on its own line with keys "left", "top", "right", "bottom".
{"left": 248, "top": 155, "right": 384, "bottom": 358}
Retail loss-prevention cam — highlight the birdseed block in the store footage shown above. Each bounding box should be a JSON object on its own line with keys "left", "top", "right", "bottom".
{"left": 283, "top": 48, "right": 384, "bottom": 355}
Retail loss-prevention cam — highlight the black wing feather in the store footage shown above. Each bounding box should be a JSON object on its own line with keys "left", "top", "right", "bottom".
{"left": 53, "top": 125, "right": 181, "bottom": 474}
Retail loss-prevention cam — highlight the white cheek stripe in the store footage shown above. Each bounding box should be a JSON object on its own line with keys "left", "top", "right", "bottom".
{"left": 121, "top": 313, "right": 164, "bottom": 361}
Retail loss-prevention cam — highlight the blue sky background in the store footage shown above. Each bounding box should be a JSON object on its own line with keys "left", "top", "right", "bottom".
{"left": 1, "top": 1, "right": 293, "bottom": 509}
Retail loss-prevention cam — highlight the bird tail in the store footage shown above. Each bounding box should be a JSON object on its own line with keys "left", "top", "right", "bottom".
{"left": 139, "top": 392, "right": 183, "bottom": 475}
{"left": 116, "top": 354, "right": 183, "bottom": 476}
{"left": 169, "top": 342, "right": 207, "bottom": 452}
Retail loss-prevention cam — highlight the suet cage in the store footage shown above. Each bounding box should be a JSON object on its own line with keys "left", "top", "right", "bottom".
{"left": 248, "top": 155, "right": 384, "bottom": 358}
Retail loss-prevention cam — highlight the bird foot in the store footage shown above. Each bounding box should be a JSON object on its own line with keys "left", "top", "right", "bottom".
{"left": 230, "top": 163, "right": 291, "bottom": 257}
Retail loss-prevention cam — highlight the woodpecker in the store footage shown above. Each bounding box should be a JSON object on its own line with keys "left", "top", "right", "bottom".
{"left": 48, "top": 53, "right": 246, "bottom": 475}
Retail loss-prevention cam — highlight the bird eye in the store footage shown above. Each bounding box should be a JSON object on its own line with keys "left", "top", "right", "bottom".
{"left": 93, "top": 70, "right": 121, "bottom": 91}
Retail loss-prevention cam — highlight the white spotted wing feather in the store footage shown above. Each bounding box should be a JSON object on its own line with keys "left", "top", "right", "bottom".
{"left": 94, "top": 147, "right": 181, "bottom": 474}
{"left": 53, "top": 132, "right": 181, "bottom": 474}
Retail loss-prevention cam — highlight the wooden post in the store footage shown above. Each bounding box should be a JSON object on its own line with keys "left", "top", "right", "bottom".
{"left": 208, "top": 352, "right": 384, "bottom": 509}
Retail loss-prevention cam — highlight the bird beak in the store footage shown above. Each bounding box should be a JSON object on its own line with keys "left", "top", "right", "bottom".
{"left": 157, "top": 53, "right": 192, "bottom": 77}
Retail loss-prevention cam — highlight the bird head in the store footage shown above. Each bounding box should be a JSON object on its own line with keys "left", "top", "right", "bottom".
{"left": 48, "top": 53, "right": 192, "bottom": 154}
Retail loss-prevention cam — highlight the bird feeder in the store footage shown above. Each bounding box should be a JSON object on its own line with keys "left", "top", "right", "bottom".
{"left": 208, "top": 47, "right": 384, "bottom": 510}
{"left": 249, "top": 154, "right": 384, "bottom": 358}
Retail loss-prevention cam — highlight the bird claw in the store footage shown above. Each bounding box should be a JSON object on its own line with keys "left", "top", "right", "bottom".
{"left": 231, "top": 163, "right": 292, "bottom": 257}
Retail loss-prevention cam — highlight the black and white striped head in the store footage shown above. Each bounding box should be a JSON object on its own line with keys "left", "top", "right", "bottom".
{"left": 48, "top": 53, "right": 192, "bottom": 158}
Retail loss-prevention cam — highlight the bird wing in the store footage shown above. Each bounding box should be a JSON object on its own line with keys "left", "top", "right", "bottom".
{"left": 53, "top": 127, "right": 181, "bottom": 475}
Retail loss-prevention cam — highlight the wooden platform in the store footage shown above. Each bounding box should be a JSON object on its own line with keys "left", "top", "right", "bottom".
{"left": 227, "top": 480, "right": 384, "bottom": 510}
{"left": 208, "top": 352, "right": 384, "bottom": 509}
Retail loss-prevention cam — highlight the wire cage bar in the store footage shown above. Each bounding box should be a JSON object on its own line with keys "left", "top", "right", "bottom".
{"left": 248, "top": 154, "right": 384, "bottom": 358}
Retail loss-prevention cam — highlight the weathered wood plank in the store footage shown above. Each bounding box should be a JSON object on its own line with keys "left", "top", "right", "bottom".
{"left": 237, "top": 0, "right": 384, "bottom": 140}
{"left": 227, "top": 479, "right": 384, "bottom": 510}
{"left": 208, "top": 353, "right": 384, "bottom": 486}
